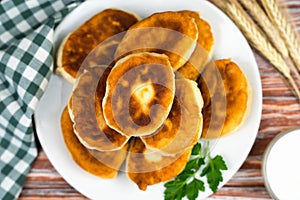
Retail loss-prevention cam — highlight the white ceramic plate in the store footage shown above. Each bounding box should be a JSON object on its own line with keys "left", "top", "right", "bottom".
{"left": 35, "top": 0, "right": 262, "bottom": 199}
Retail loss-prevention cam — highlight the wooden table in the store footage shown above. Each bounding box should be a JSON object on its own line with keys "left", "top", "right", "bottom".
{"left": 19, "top": 0, "right": 300, "bottom": 199}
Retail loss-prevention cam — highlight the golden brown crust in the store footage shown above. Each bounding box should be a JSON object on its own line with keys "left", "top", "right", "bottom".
{"left": 178, "top": 11, "right": 214, "bottom": 81}
{"left": 56, "top": 9, "right": 139, "bottom": 81}
{"left": 141, "top": 79, "right": 203, "bottom": 155}
{"left": 126, "top": 138, "right": 192, "bottom": 191}
{"left": 71, "top": 67, "right": 130, "bottom": 151}
{"left": 200, "top": 59, "right": 252, "bottom": 139}
{"left": 102, "top": 52, "right": 175, "bottom": 137}
{"left": 115, "top": 11, "right": 198, "bottom": 70}
{"left": 60, "top": 107, "right": 127, "bottom": 178}
{"left": 178, "top": 11, "right": 214, "bottom": 53}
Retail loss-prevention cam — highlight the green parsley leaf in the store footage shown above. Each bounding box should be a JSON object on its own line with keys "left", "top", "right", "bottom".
{"left": 186, "top": 179, "right": 205, "bottom": 200}
{"left": 200, "top": 155, "right": 228, "bottom": 192}
{"left": 196, "top": 157, "right": 205, "bottom": 170}
{"left": 164, "top": 180, "right": 186, "bottom": 200}
{"left": 191, "top": 143, "right": 201, "bottom": 155}
{"left": 164, "top": 142, "right": 228, "bottom": 200}
{"left": 176, "top": 171, "right": 193, "bottom": 181}
{"left": 185, "top": 158, "right": 198, "bottom": 172}
{"left": 212, "top": 155, "right": 228, "bottom": 170}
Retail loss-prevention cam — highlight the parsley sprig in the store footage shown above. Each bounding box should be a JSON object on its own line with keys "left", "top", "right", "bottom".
{"left": 164, "top": 142, "right": 228, "bottom": 200}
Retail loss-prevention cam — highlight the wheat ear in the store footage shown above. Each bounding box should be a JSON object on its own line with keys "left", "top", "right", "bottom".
{"left": 239, "top": 0, "right": 288, "bottom": 58}
{"left": 240, "top": 0, "right": 300, "bottom": 86}
{"left": 210, "top": 0, "right": 300, "bottom": 99}
{"left": 261, "top": 0, "right": 300, "bottom": 72}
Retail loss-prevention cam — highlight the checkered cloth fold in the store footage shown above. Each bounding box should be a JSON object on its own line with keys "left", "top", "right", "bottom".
{"left": 0, "top": 1, "right": 82, "bottom": 199}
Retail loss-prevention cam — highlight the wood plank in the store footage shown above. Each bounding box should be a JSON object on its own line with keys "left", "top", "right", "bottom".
{"left": 210, "top": 186, "right": 271, "bottom": 199}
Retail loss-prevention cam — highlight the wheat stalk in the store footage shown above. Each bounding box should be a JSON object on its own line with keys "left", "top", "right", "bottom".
{"left": 210, "top": 0, "right": 300, "bottom": 99}
{"left": 261, "top": 0, "right": 300, "bottom": 72}
{"left": 239, "top": 0, "right": 300, "bottom": 86}
{"left": 239, "top": 0, "right": 289, "bottom": 58}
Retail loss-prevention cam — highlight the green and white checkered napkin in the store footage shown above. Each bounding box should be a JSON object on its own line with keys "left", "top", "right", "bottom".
{"left": 0, "top": 1, "right": 82, "bottom": 199}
